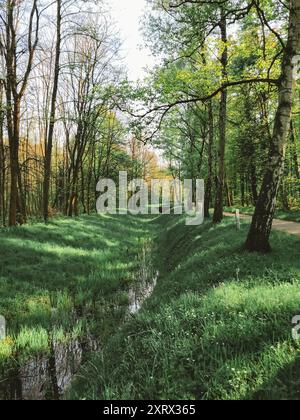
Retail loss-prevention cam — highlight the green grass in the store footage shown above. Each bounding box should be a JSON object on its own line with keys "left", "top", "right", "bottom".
{"left": 1, "top": 213, "right": 300, "bottom": 400}
{"left": 69, "top": 216, "right": 300, "bottom": 400}
{"left": 0, "top": 214, "right": 157, "bottom": 380}
{"left": 225, "top": 206, "right": 300, "bottom": 223}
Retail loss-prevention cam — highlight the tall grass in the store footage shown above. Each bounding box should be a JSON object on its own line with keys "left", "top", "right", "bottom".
{"left": 69, "top": 216, "right": 300, "bottom": 400}
{"left": 0, "top": 214, "right": 157, "bottom": 381}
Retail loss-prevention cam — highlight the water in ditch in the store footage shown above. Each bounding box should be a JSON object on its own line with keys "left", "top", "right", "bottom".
{"left": 0, "top": 244, "right": 158, "bottom": 400}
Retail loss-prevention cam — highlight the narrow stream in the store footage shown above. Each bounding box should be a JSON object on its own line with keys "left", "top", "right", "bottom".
{"left": 0, "top": 245, "right": 158, "bottom": 400}
{"left": 128, "top": 244, "right": 159, "bottom": 315}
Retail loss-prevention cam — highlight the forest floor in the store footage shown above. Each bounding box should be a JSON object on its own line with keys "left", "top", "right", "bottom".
{"left": 69, "top": 214, "right": 300, "bottom": 401}
{"left": 225, "top": 206, "right": 300, "bottom": 223}
{"left": 224, "top": 212, "right": 300, "bottom": 237}
{"left": 1, "top": 214, "right": 300, "bottom": 400}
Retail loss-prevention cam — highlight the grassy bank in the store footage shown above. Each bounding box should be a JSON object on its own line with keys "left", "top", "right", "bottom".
{"left": 225, "top": 206, "right": 300, "bottom": 223}
{"left": 0, "top": 214, "right": 157, "bottom": 387}
{"left": 70, "top": 216, "right": 300, "bottom": 400}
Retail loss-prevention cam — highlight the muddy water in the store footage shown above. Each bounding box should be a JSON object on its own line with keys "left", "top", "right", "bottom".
{"left": 0, "top": 245, "right": 158, "bottom": 400}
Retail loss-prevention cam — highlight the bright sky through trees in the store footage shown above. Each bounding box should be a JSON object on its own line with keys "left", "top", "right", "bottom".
{"left": 109, "top": 0, "right": 156, "bottom": 81}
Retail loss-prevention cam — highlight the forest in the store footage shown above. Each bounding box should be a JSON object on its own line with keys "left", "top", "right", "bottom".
{"left": 0, "top": 0, "right": 300, "bottom": 402}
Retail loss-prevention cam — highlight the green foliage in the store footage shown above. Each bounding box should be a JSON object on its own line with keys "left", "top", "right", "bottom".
{"left": 131, "top": 0, "right": 300, "bottom": 212}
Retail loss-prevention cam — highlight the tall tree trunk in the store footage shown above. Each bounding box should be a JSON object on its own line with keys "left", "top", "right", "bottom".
{"left": 8, "top": 100, "right": 21, "bottom": 226}
{"left": 245, "top": 1, "right": 300, "bottom": 252}
{"left": 80, "top": 163, "right": 87, "bottom": 214}
{"left": 43, "top": 0, "right": 62, "bottom": 222}
{"left": 6, "top": 2, "right": 17, "bottom": 226}
{"left": 4, "top": 0, "right": 39, "bottom": 226}
{"left": 67, "top": 163, "right": 81, "bottom": 217}
{"left": 204, "top": 100, "right": 214, "bottom": 218}
{"left": 17, "top": 161, "right": 26, "bottom": 224}
{"left": 213, "top": 13, "right": 228, "bottom": 223}
{"left": 0, "top": 81, "right": 5, "bottom": 225}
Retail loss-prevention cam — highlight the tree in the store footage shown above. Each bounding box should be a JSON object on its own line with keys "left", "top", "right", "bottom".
{"left": 204, "top": 100, "right": 214, "bottom": 218}
{"left": 1, "top": 0, "right": 40, "bottom": 226}
{"left": 245, "top": 0, "right": 300, "bottom": 252}
{"left": 213, "top": 10, "right": 228, "bottom": 223}
{"left": 137, "top": 0, "right": 300, "bottom": 252}
{"left": 62, "top": 18, "right": 120, "bottom": 216}
{"left": 0, "top": 1, "right": 136, "bottom": 223}
{"left": 0, "top": 77, "right": 5, "bottom": 225}
{"left": 43, "top": 0, "right": 62, "bottom": 222}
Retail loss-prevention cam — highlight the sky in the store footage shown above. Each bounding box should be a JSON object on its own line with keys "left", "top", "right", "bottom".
{"left": 109, "top": 0, "right": 156, "bottom": 81}
{"left": 108, "top": 0, "right": 165, "bottom": 165}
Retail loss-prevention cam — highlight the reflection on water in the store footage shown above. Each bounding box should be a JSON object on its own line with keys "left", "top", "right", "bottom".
{"left": 0, "top": 242, "right": 158, "bottom": 400}
{"left": 0, "top": 336, "right": 98, "bottom": 400}
{"left": 128, "top": 241, "right": 159, "bottom": 315}
{"left": 128, "top": 272, "right": 159, "bottom": 315}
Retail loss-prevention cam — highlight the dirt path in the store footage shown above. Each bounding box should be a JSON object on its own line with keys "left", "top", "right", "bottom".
{"left": 224, "top": 212, "right": 300, "bottom": 238}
